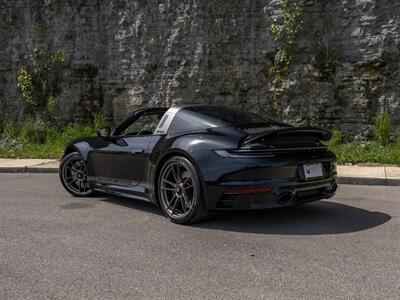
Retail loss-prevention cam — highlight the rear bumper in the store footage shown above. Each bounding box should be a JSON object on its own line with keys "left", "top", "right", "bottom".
{"left": 204, "top": 177, "right": 337, "bottom": 210}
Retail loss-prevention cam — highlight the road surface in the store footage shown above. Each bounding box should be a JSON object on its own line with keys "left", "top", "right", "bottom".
{"left": 0, "top": 174, "right": 399, "bottom": 299}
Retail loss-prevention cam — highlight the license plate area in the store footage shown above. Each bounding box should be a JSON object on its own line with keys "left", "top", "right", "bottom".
{"left": 302, "top": 163, "right": 324, "bottom": 181}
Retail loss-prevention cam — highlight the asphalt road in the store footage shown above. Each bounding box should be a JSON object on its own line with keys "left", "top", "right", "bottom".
{"left": 0, "top": 174, "right": 399, "bottom": 299}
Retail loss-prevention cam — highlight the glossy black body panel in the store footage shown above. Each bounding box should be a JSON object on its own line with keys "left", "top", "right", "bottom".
{"left": 62, "top": 106, "right": 337, "bottom": 210}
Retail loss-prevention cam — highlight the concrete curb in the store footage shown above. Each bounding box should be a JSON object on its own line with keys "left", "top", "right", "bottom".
{"left": 0, "top": 167, "right": 59, "bottom": 174}
{"left": 1, "top": 166, "right": 399, "bottom": 186}
{"left": 337, "top": 176, "right": 400, "bottom": 186}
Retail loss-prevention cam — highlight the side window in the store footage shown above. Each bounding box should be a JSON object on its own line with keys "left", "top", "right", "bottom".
{"left": 120, "top": 113, "right": 163, "bottom": 136}
{"left": 168, "top": 109, "right": 223, "bottom": 135}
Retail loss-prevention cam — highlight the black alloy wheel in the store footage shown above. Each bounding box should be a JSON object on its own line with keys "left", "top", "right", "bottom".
{"left": 158, "top": 156, "right": 207, "bottom": 224}
{"left": 60, "top": 152, "right": 93, "bottom": 197}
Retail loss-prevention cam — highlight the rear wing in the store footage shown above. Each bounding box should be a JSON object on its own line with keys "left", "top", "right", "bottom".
{"left": 240, "top": 127, "right": 332, "bottom": 148}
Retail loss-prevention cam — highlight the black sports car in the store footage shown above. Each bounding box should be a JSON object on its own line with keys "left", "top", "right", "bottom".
{"left": 60, "top": 105, "right": 337, "bottom": 224}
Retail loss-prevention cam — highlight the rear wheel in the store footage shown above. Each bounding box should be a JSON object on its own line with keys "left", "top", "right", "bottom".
{"left": 59, "top": 152, "right": 94, "bottom": 197}
{"left": 158, "top": 156, "right": 207, "bottom": 224}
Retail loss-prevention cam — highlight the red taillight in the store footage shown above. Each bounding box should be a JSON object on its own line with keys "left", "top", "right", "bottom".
{"left": 224, "top": 187, "right": 271, "bottom": 194}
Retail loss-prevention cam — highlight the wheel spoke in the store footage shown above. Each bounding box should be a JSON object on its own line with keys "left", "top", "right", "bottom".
{"left": 171, "top": 164, "right": 180, "bottom": 182}
{"left": 180, "top": 197, "right": 187, "bottom": 213}
{"left": 161, "top": 186, "right": 175, "bottom": 191}
{"left": 66, "top": 165, "right": 75, "bottom": 174}
{"left": 67, "top": 178, "right": 78, "bottom": 185}
{"left": 183, "top": 184, "right": 193, "bottom": 190}
{"left": 167, "top": 195, "right": 177, "bottom": 210}
{"left": 171, "top": 196, "right": 179, "bottom": 214}
{"left": 162, "top": 178, "right": 175, "bottom": 187}
{"left": 83, "top": 181, "right": 89, "bottom": 189}
{"left": 72, "top": 161, "right": 80, "bottom": 170}
{"left": 182, "top": 193, "right": 191, "bottom": 207}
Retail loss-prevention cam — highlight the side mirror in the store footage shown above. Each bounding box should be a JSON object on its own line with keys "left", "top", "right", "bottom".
{"left": 97, "top": 127, "right": 111, "bottom": 138}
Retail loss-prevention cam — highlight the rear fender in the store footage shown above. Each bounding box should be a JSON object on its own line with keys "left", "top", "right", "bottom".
{"left": 170, "top": 133, "right": 239, "bottom": 152}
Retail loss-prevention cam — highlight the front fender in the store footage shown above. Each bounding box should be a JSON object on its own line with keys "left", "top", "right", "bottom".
{"left": 61, "top": 137, "right": 98, "bottom": 162}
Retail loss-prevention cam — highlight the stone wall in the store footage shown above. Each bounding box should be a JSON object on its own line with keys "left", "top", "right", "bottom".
{"left": 1, "top": 0, "right": 399, "bottom": 134}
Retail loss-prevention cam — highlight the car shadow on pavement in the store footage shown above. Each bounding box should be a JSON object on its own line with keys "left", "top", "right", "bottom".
{"left": 97, "top": 196, "right": 390, "bottom": 235}
{"left": 98, "top": 196, "right": 165, "bottom": 216}
{"left": 194, "top": 201, "right": 391, "bottom": 235}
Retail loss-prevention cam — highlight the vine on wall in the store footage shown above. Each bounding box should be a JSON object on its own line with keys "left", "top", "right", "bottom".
{"left": 268, "top": 0, "right": 303, "bottom": 115}
{"left": 16, "top": 48, "right": 66, "bottom": 121}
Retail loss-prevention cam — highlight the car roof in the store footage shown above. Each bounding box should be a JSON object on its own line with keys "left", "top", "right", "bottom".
{"left": 143, "top": 104, "right": 231, "bottom": 113}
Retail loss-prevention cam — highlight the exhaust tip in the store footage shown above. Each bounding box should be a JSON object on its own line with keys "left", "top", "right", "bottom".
{"left": 277, "top": 191, "right": 294, "bottom": 205}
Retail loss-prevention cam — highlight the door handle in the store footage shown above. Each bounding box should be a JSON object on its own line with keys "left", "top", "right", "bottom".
{"left": 130, "top": 148, "right": 144, "bottom": 155}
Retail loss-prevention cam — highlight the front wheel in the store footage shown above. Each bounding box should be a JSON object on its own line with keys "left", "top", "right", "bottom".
{"left": 158, "top": 156, "right": 207, "bottom": 224}
{"left": 59, "top": 152, "right": 94, "bottom": 197}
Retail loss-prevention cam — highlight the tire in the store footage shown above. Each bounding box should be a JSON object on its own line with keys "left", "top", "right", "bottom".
{"left": 158, "top": 156, "right": 207, "bottom": 225}
{"left": 59, "top": 152, "right": 94, "bottom": 197}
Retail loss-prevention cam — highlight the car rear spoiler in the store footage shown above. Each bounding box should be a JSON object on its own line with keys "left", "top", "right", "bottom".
{"left": 240, "top": 126, "right": 332, "bottom": 147}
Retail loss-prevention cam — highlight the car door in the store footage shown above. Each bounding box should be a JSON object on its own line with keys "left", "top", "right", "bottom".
{"left": 88, "top": 112, "right": 164, "bottom": 187}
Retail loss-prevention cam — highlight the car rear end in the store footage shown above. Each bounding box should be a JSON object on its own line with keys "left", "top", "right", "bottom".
{"left": 199, "top": 124, "right": 337, "bottom": 210}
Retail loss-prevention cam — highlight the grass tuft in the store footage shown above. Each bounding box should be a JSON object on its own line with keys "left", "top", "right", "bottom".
{"left": 326, "top": 127, "right": 400, "bottom": 165}
{"left": 0, "top": 114, "right": 108, "bottom": 159}
{"left": 373, "top": 112, "right": 391, "bottom": 146}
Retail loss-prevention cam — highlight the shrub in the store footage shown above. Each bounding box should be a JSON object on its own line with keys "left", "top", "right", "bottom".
{"left": 0, "top": 116, "right": 19, "bottom": 138}
{"left": 0, "top": 113, "right": 108, "bottom": 158}
{"left": 20, "top": 118, "right": 47, "bottom": 144}
{"left": 373, "top": 112, "right": 391, "bottom": 146}
{"left": 92, "top": 112, "right": 108, "bottom": 130}
{"left": 330, "top": 129, "right": 344, "bottom": 145}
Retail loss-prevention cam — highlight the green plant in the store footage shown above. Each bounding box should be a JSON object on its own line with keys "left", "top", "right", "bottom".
{"left": 374, "top": 112, "right": 391, "bottom": 146}
{"left": 395, "top": 128, "right": 400, "bottom": 144}
{"left": 306, "top": 112, "right": 320, "bottom": 127}
{"left": 327, "top": 140, "right": 400, "bottom": 165}
{"left": 92, "top": 112, "right": 108, "bottom": 130}
{"left": 16, "top": 69, "right": 35, "bottom": 105}
{"left": 0, "top": 113, "right": 108, "bottom": 159}
{"left": 270, "top": 0, "right": 303, "bottom": 77}
{"left": 0, "top": 115, "right": 19, "bottom": 138}
{"left": 16, "top": 48, "right": 66, "bottom": 120}
{"left": 330, "top": 129, "right": 344, "bottom": 145}
{"left": 268, "top": 0, "right": 303, "bottom": 115}
{"left": 19, "top": 118, "right": 47, "bottom": 144}
{"left": 272, "top": 94, "right": 282, "bottom": 115}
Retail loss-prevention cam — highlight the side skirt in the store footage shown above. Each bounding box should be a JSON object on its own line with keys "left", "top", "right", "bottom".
{"left": 89, "top": 179, "right": 157, "bottom": 204}
{"left": 93, "top": 186, "right": 153, "bottom": 203}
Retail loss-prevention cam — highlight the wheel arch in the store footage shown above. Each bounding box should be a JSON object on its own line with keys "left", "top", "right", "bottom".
{"left": 62, "top": 146, "right": 79, "bottom": 159}
{"left": 153, "top": 149, "right": 205, "bottom": 206}
{"left": 61, "top": 141, "right": 92, "bottom": 162}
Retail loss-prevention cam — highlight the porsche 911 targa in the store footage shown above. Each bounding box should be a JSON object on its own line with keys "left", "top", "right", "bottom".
{"left": 60, "top": 105, "right": 337, "bottom": 224}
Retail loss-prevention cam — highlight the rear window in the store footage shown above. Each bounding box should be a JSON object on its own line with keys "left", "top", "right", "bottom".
{"left": 168, "top": 106, "right": 266, "bottom": 134}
